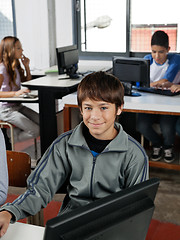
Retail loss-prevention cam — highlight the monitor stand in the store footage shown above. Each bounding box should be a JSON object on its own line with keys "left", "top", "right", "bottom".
{"left": 131, "top": 92, "right": 141, "bottom": 97}
{"left": 123, "top": 82, "right": 141, "bottom": 96}
{"left": 69, "top": 73, "right": 80, "bottom": 79}
{"left": 58, "top": 73, "right": 81, "bottom": 80}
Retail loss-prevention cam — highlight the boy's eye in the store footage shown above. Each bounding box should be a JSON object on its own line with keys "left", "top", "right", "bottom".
{"left": 84, "top": 107, "right": 92, "bottom": 110}
{"left": 101, "top": 107, "right": 107, "bottom": 110}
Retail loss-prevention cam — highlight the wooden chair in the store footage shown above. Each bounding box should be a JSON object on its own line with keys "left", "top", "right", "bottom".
{"left": 7, "top": 150, "right": 31, "bottom": 187}
{"left": 6, "top": 150, "right": 44, "bottom": 225}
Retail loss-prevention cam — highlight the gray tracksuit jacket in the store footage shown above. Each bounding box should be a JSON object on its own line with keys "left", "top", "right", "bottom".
{"left": 0, "top": 122, "right": 149, "bottom": 222}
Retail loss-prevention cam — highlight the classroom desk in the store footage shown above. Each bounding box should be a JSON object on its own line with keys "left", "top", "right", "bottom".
{"left": 22, "top": 75, "right": 81, "bottom": 154}
{"left": 0, "top": 95, "right": 38, "bottom": 103}
{"left": 1, "top": 222, "right": 44, "bottom": 240}
{"left": 62, "top": 91, "right": 180, "bottom": 171}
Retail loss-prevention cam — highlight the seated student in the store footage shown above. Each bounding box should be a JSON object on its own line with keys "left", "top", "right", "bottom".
{"left": 137, "top": 31, "right": 180, "bottom": 163}
{"left": 0, "top": 36, "right": 39, "bottom": 143}
{"left": 0, "top": 129, "right": 8, "bottom": 206}
{"left": 0, "top": 71, "right": 149, "bottom": 237}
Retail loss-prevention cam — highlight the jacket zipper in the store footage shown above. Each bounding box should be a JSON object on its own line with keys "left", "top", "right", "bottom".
{"left": 90, "top": 156, "right": 97, "bottom": 199}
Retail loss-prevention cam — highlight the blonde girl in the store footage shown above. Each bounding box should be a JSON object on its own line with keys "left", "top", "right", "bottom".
{"left": 0, "top": 36, "right": 39, "bottom": 142}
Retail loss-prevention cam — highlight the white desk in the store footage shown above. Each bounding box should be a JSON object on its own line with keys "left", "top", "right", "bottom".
{"left": 1, "top": 222, "right": 44, "bottom": 240}
{"left": 22, "top": 75, "right": 81, "bottom": 88}
{"left": 0, "top": 94, "right": 38, "bottom": 103}
{"left": 62, "top": 90, "right": 180, "bottom": 132}
{"left": 62, "top": 91, "right": 180, "bottom": 171}
{"left": 62, "top": 91, "right": 180, "bottom": 116}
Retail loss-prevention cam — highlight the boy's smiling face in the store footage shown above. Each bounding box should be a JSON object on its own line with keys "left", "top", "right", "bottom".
{"left": 81, "top": 98, "right": 122, "bottom": 140}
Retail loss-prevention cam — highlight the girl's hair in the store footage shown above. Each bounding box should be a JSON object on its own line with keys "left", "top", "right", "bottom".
{"left": 77, "top": 71, "right": 124, "bottom": 111}
{"left": 0, "top": 36, "right": 25, "bottom": 89}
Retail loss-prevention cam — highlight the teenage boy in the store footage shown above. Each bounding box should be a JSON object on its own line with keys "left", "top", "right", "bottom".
{"left": 0, "top": 71, "right": 148, "bottom": 237}
{"left": 137, "top": 31, "right": 180, "bottom": 163}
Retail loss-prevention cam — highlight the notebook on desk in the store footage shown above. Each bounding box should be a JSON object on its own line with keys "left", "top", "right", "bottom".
{"left": 134, "top": 86, "right": 180, "bottom": 96}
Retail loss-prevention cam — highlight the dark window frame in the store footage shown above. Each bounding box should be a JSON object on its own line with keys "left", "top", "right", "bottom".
{"left": 73, "top": 0, "right": 149, "bottom": 60}
{"left": 12, "top": 0, "right": 17, "bottom": 36}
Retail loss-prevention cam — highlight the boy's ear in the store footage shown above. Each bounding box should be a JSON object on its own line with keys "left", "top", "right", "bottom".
{"left": 116, "top": 104, "right": 123, "bottom": 116}
{"left": 167, "top": 46, "right": 170, "bottom": 52}
{"left": 80, "top": 107, "right": 83, "bottom": 115}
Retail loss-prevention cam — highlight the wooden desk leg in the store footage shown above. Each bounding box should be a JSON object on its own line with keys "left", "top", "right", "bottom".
{"left": 63, "top": 106, "right": 71, "bottom": 132}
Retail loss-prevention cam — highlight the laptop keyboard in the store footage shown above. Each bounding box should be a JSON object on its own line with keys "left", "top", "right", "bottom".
{"left": 135, "top": 86, "right": 180, "bottom": 96}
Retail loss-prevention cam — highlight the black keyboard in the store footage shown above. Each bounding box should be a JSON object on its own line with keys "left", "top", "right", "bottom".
{"left": 134, "top": 86, "right": 180, "bottom": 96}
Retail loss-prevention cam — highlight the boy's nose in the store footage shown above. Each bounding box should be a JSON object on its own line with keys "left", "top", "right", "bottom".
{"left": 91, "top": 109, "right": 101, "bottom": 119}
{"left": 155, "top": 53, "right": 160, "bottom": 58}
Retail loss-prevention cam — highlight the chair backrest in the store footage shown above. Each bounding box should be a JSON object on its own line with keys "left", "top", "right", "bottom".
{"left": 6, "top": 150, "right": 31, "bottom": 187}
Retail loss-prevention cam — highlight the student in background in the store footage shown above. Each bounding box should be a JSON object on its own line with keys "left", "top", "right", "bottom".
{"left": 0, "top": 36, "right": 39, "bottom": 143}
{"left": 0, "top": 129, "right": 8, "bottom": 206}
{"left": 0, "top": 71, "right": 149, "bottom": 237}
{"left": 146, "top": 30, "right": 180, "bottom": 87}
{"left": 137, "top": 31, "right": 180, "bottom": 163}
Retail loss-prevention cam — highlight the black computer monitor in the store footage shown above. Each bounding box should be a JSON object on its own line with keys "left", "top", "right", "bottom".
{"left": 56, "top": 45, "right": 79, "bottom": 79}
{"left": 43, "top": 178, "right": 159, "bottom": 240}
{"left": 113, "top": 56, "right": 150, "bottom": 96}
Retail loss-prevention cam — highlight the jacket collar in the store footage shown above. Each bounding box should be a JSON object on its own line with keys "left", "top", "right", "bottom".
{"left": 68, "top": 122, "right": 129, "bottom": 152}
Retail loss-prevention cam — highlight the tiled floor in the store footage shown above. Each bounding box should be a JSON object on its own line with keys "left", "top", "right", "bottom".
{"left": 150, "top": 167, "right": 180, "bottom": 225}
{"left": 11, "top": 137, "right": 180, "bottom": 226}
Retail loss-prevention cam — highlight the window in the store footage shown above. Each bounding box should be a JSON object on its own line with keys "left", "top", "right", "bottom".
{"left": 77, "top": 0, "right": 180, "bottom": 58}
{"left": 79, "top": 0, "right": 127, "bottom": 54}
{"left": 130, "top": 0, "right": 180, "bottom": 52}
{"left": 0, "top": 0, "right": 15, "bottom": 40}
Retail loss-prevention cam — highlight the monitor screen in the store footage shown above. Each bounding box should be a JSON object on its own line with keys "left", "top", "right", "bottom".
{"left": 113, "top": 56, "right": 150, "bottom": 88}
{"left": 56, "top": 45, "right": 79, "bottom": 79}
{"left": 43, "top": 178, "right": 159, "bottom": 240}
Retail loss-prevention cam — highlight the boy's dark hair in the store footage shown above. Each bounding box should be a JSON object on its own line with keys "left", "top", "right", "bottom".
{"left": 151, "top": 30, "right": 169, "bottom": 49}
{"left": 77, "top": 71, "right": 124, "bottom": 111}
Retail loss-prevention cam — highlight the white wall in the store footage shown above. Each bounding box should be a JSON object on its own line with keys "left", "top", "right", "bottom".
{"left": 14, "top": 0, "right": 73, "bottom": 71}
{"left": 55, "top": 0, "right": 73, "bottom": 48}
{"left": 14, "top": 0, "right": 49, "bottom": 70}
